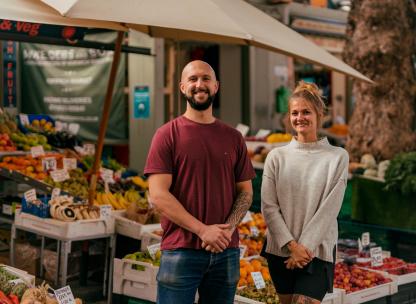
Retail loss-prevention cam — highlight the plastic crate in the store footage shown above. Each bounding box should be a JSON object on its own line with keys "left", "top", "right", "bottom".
{"left": 342, "top": 278, "right": 398, "bottom": 304}
{"left": 114, "top": 211, "right": 161, "bottom": 240}
{"left": 387, "top": 281, "right": 416, "bottom": 304}
{"left": 0, "top": 264, "right": 36, "bottom": 286}
{"left": 113, "top": 258, "right": 159, "bottom": 302}
{"left": 14, "top": 209, "right": 115, "bottom": 240}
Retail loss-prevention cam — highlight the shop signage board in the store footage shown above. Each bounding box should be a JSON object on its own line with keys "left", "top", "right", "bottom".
{"left": 20, "top": 32, "right": 127, "bottom": 143}
{"left": 133, "top": 86, "right": 150, "bottom": 119}
{"left": 2, "top": 40, "right": 17, "bottom": 109}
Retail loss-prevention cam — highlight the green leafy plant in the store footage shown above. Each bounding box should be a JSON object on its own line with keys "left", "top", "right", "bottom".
{"left": 384, "top": 152, "right": 416, "bottom": 195}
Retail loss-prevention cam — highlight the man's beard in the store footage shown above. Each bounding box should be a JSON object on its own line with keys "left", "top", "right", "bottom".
{"left": 183, "top": 88, "right": 216, "bottom": 111}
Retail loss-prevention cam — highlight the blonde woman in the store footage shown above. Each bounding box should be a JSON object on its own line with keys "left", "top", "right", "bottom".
{"left": 261, "top": 81, "right": 349, "bottom": 304}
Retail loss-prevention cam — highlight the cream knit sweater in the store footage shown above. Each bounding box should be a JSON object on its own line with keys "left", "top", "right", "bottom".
{"left": 261, "top": 137, "right": 349, "bottom": 263}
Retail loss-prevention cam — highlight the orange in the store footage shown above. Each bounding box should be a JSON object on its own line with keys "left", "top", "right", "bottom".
{"left": 250, "top": 260, "right": 262, "bottom": 272}
{"left": 240, "top": 267, "right": 247, "bottom": 279}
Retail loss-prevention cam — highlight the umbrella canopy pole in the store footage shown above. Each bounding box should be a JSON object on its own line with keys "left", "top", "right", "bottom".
{"left": 88, "top": 31, "right": 124, "bottom": 205}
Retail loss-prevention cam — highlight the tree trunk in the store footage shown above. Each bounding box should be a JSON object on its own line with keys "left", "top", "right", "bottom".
{"left": 343, "top": 0, "right": 416, "bottom": 162}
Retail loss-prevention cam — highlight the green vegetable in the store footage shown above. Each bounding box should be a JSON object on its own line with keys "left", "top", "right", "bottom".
{"left": 384, "top": 152, "right": 416, "bottom": 195}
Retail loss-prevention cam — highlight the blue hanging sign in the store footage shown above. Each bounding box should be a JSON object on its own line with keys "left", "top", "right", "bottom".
{"left": 133, "top": 86, "right": 150, "bottom": 119}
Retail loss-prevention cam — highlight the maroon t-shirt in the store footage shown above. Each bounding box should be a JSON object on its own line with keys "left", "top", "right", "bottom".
{"left": 144, "top": 116, "right": 255, "bottom": 250}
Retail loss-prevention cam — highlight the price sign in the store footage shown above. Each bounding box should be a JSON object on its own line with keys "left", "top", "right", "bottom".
{"left": 255, "top": 129, "right": 271, "bottom": 139}
{"left": 51, "top": 188, "right": 61, "bottom": 200}
{"left": 100, "top": 205, "right": 112, "bottom": 218}
{"left": 68, "top": 123, "right": 80, "bottom": 135}
{"left": 63, "top": 158, "right": 77, "bottom": 170}
{"left": 251, "top": 272, "right": 266, "bottom": 290}
{"left": 239, "top": 244, "right": 247, "bottom": 258}
{"left": 100, "top": 168, "right": 115, "bottom": 184}
{"left": 54, "top": 285, "right": 75, "bottom": 304}
{"left": 74, "top": 146, "right": 85, "bottom": 155}
{"left": 50, "top": 170, "right": 70, "bottom": 182}
{"left": 55, "top": 121, "right": 64, "bottom": 132}
{"left": 42, "top": 157, "right": 57, "bottom": 171}
{"left": 147, "top": 243, "right": 161, "bottom": 260}
{"left": 19, "top": 114, "right": 30, "bottom": 126}
{"left": 31, "top": 145, "right": 45, "bottom": 158}
{"left": 370, "top": 247, "right": 383, "bottom": 267}
{"left": 241, "top": 211, "right": 253, "bottom": 224}
{"left": 2, "top": 204, "right": 12, "bottom": 216}
{"left": 236, "top": 123, "right": 250, "bottom": 137}
{"left": 358, "top": 238, "right": 363, "bottom": 253}
{"left": 24, "top": 189, "right": 37, "bottom": 202}
{"left": 362, "top": 232, "right": 370, "bottom": 247}
{"left": 250, "top": 226, "right": 260, "bottom": 237}
{"left": 83, "top": 143, "right": 95, "bottom": 156}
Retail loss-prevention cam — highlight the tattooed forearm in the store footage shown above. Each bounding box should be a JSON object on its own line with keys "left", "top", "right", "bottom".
{"left": 291, "top": 294, "right": 320, "bottom": 304}
{"left": 225, "top": 191, "right": 253, "bottom": 229}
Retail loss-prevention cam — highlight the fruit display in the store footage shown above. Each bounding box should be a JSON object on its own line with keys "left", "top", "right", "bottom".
{"left": 238, "top": 213, "right": 267, "bottom": 237}
{"left": 356, "top": 257, "right": 416, "bottom": 275}
{"left": 20, "top": 282, "right": 82, "bottom": 304}
{"left": 240, "top": 238, "right": 264, "bottom": 257}
{"left": 46, "top": 131, "right": 82, "bottom": 149}
{"left": 248, "top": 146, "right": 270, "bottom": 163}
{"left": 0, "top": 266, "right": 29, "bottom": 301}
{"left": 325, "top": 124, "right": 348, "bottom": 136}
{"left": 239, "top": 258, "right": 271, "bottom": 287}
{"left": 0, "top": 133, "right": 16, "bottom": 152}
{"left": 333, "top": 262, "right": 392, "bottom": 293}
{"left": 49, "top": 195, "right": 99, "bottom": 221}
{"left": 237, "top": 282, "right": 280, "bottom": 304}
{"left": 266, "top": 133, "right": 292, "bottom": 143}
{"left": 95, "top": 192, "right": 129, "bottom": 210}
{"left": 44, "top": 168, "right": 90, "bottom": 199}
{"left": 124, "top": 250, "right": 161, "bottom": 268}
{"left": 0, "top": 111, "right": 19, "bottom": 136}
{"left": 23, "top": 118, "right": 55, "bottom": 133}
{"left": 10, "top": 133, "right": 51, "bottom": 151}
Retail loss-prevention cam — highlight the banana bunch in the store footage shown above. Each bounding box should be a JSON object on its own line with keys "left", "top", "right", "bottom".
{"left": 125, "top": 189, "right": 149, "bottom": 209}
{"left": 131, "top": 176, "right": 149, "bottom": 190}
{"left": 96, "top": 192, "right": 128, "bottom": 210}
{"left": 49, "top": 196, "right": 99, "bottom": 221}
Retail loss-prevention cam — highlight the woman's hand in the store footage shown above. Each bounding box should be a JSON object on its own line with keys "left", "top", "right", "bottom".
{"left": 285, "top": 241, "right": 313, "bottom": 269}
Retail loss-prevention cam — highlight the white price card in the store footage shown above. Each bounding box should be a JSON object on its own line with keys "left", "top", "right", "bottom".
{"left": 74, "top": 146, "right": 86, "bottom": 155}
{"left": 63, "top": 158, "right": 77, "bottom": 170}
{"left": 24, "top": 189, "right": 37, "bottom": 202}
{"left": 147, "top": 243, "right": 161, "bottom": 260}
{"left": 239, "top": 244, "right": 247, "bottom": 259}
{"left": 251, "top": 272, "right": 266, "bottom": 290}
{"left": 255, "top": 129, "right": 271, "bottom": 139}
{"left": 31, "top": 145, "right": 45, "bottom": 158}
{"left": 241, "top": 211, "right": 253, "bottom": 224}
{"left": 50, "top": 169, "right": 70, "bottom": 182}
{"left": 68, "top": 123, "right": 80, "bottom": 135}
{"left": 100, "top": 168, "right": 115, "bottom": 184}
{"left": 51, "top": 188, "right": 61, "bottom": 200}
{"left": 358, "top": 238, "right": 363, "bottom": 253}
{"left": 54, "top": 285, "right": 75, "bottom": 304}
{"left": 250, "top": 226, "right": 260, "bottom": 237}
{"left": 370, "top": 246, "right": 383, "bottom": 267}
{"left": 19, "top": 114, "right": 30, "bottom": 126}
{"left": 83, "top": 143, "right": 95, "bottom": 156}
{"left": 2, "top": 204, "right": 12, "bottom": 216}
{"left": 42, "top": 157, "right": 57, "bottom": 171}
{"left": 55, "top": 121, "right": 64, "bottom": 132}
{"left": 236, "top": 123, "right": 250, "bottom": 137}
{"left": 100, "top": 205, "right": 112, "bottom": 218}
{"left": 362, "top": 232, "right": 370, "bottom": 247}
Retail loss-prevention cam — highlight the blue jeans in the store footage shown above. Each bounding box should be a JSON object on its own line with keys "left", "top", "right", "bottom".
{"left": 156, "top": 248, "right": 240, "bottom": 304}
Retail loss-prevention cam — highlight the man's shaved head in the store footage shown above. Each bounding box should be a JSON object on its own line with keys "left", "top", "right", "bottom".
{"left": 181, "top": 60, "right": 217, "bottom": 82}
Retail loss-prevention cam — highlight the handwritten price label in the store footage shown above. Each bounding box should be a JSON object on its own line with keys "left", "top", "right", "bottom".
{"left": 250, "top": 226, "right": 260, "bottom": 237}
{"left": 19, "top": 114, "right": 30, "bottom": 126}
{"left": 100, "top": 168, "right": 115, "bottom": 184}
{"left": 68, "top": 123, "right": 80, "bottom": 135}
{"left": 241, "top": 211, "right": 253, "bottom": 224}
{"left": 24, "top": 189, "right": 37, "bottom": 202}
{"left": 83, "top": 143, "right": 95, "bottom": 156}
{"left": 42, "top": 157, "right": 57, "bottom": 171}
{"left": 362, "top": 232, "right": 370, "bottom": 247}
{"left": 100, "top": 205, "right": 112, "bottom": 218}
{"left": 31, "top": 145, "right": 45, "bottom": 158}
{"left": 370, "top": 247, "right": 383, "bottom": 267}
{"left": 251, "top": 272, "right": 266, "bottom": 290}
{"left": 50, "top": 170, "right": 70, "bottom": 182}
{"left": 63, "top": 158, "right": 77, "bottom": 170}
{"left": 54, "top": 286, "right": 75, "bottom": 304}
{"left": 239, "top": 244, "right": 247, "bottom": 259}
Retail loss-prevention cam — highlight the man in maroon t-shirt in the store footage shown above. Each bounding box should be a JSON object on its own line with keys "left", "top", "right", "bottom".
{"left": 144, "top": 60, "right": 255, "bottom": 304}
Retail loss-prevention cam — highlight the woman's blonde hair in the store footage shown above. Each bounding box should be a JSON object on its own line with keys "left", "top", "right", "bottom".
{"left": 289, "top": 81, "right": 327, "bottom": 126}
